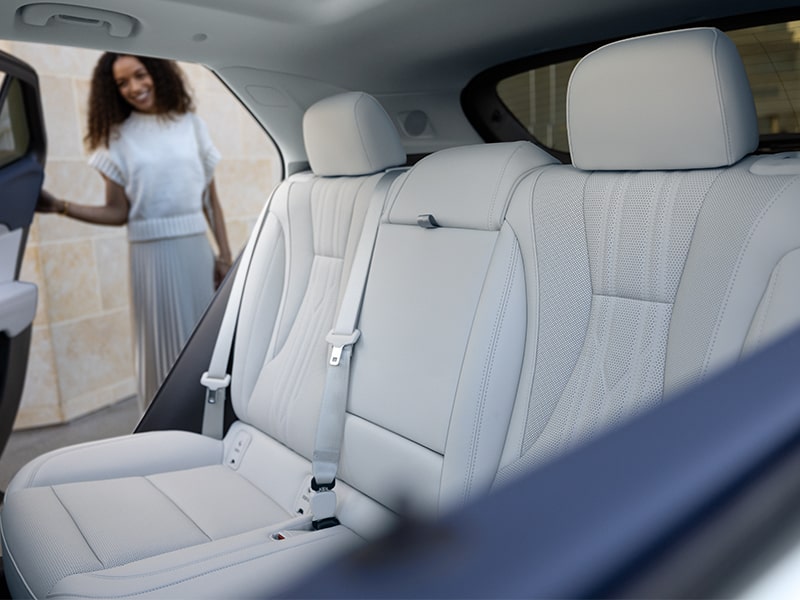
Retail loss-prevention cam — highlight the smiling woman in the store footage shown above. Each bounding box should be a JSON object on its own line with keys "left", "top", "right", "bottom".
{"left": 112, "top": 56, "right": 156, "bottom": 114}
{"left": 0, "top": 39, "right": 279, "bottom": 431}
{"left": 35, "top": 53, "right": 235, "bottom": 410}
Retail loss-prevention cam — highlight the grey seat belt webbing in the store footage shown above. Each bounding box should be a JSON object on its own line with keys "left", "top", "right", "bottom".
{"left": 310, "top": 168, "right": 405, "bottom": 527}
{"left": 201, "top": 174, "right": 308, "bottom": 439}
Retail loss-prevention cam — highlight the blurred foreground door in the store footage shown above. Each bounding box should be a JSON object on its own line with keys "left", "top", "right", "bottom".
{"left": 0, "top": 50, "right": 45, "bottom": 474}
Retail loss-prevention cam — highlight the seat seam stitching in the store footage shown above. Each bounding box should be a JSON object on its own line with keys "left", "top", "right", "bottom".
{"left": 592, "top": 292, "right": 672, "bottom": 306}
{"left": 143, "top": 477, "right": 213, "bottom": 542}
{"left": 50, "top": 486, "right": 106, "bottom": 568}
{"left": 66, "top": 529, "right": 347, "bottom": 596}
{"left": 464, "top": 237, "right": 518, "bottom": 501}
{"left": 750, "top": 259, "right": 781, "bottom": 350}
{"left": 701, "top": 176, "right": 796, "bottom": 380}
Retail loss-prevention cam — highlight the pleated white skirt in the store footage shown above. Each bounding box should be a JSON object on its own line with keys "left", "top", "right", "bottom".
{"left": 129, "top": 233, "right": 214, "bottom": 409}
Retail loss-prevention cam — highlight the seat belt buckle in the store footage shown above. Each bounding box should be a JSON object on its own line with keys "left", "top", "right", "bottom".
{"left": 309, "top": 481, "right": 339, "bottom": 530}
{"left": 200, "top": 372, "right": 231, "bottom": 404}
{"left": 326, "top": 330, "right": 361, "bottom": 366}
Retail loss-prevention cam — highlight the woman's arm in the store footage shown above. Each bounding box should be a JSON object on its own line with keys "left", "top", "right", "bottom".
{"left": 37, "top": 176, "right": 130, "bottom": 226}
{"left": 203, "top": 179, "right": 233, "bottom": 288}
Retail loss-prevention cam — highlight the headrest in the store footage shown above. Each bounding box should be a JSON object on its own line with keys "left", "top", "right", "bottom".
{"left": 567, "top": 27, "right": 759, "bottom": 171}
{"left": 386, "top": 142, "right": 557, "bottom": 231}
{"left": 303, "top": 91, "right": 406, "bottom": 176}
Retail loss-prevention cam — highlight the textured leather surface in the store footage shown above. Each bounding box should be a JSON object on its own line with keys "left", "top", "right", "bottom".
{"left": 5, "top": 430, "right": 223, "bottom": 494}
{"left": 47, "top": 521, "right": 361, "bottom": 599}
{"left": 231, "top": 174, "right": 378, "bottom": 461}
{"left": 743, "top": 248, "right": 800, "bottom": 356}
{"left": 496, "top": 30, "right": 800, "bottom": 484}
{"left": 665, "top": 162, "right": 800, "bottom": 393}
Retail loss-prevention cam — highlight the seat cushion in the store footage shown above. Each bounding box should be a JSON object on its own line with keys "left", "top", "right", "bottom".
{"left": 2, "top": 465, "right": 291, "bottom": 598}
{"left": 0, "top": 423, "right": 374, "bottom": 599}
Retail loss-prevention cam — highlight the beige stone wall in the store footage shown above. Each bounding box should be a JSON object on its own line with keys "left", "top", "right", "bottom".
{"left": 0, "top": 41, "right": 281, "bottom": 429}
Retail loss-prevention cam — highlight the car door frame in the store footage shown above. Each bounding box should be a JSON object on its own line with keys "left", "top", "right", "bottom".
{"left": 0, "top": 49, "right": 46, "bottom": 472}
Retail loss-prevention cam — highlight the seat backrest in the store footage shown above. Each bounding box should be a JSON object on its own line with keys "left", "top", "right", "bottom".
{"left": 230, "top": 92, "right": 406, "bottom": 460}
{"left": 495, "top": 27, "right": 800, "bottom": 483}
{"left": 337, "top": 142, "right": 557, "bottom": 519}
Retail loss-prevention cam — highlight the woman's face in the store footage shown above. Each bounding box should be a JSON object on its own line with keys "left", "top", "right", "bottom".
{"left": 112, "top": 56, "right": 156, "bottom": 113}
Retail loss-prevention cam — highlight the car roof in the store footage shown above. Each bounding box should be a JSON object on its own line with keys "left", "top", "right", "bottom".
{"left": 0, "top": 0, "right": 796, "bottom": 166}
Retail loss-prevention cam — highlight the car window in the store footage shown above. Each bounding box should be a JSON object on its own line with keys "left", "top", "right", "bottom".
{"left": 0, "top": 42, "right": 280, "bottom": 480}
{"left": 0, "top": 76, "right": 31, "bottom": 168}
{"left": 497, "top": 20, "right": 800, "bottom": 154}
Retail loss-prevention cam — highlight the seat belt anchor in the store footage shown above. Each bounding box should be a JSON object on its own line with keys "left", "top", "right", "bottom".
{"left": 326, "top": 330, "right": 361, "bottom": 366}
{"left": 200, "top": 372, "right": 231, "bottom": 404}
{"left": 310, "top": 476, "right": 336, "bottom": 492}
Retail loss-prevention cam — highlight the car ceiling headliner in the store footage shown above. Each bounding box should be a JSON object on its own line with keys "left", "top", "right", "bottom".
{"left": 2, "top": 0, "right": 797, "bottom": 164}
{"left": 1, "top": 0, "right": 796, "bottom": 94}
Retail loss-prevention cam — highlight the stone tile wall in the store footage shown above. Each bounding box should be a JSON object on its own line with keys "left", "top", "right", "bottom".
{"left": 0, "top": 41, "right": 281, "bottom": 429}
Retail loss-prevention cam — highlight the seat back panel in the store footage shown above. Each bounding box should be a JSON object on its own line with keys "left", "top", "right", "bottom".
{"left": 498, "top": 159, "right": 800, "bottom": 487}
{"left": 339, "top": 142, "right": 555, "bottom": 515}
{"left": 232, "top": 175, "right": 378, "bottom": 460}
{"left": 349, "top": 225, "right": 499, "bottom": 454}
{"left": 666, "top": 163, "right": 800, "bottom": 393}
{"left": 497, "top": 165, "right": 727, "bottom": 479}
{"left": 743, "top": 246, "right": 800, "bottom": 356}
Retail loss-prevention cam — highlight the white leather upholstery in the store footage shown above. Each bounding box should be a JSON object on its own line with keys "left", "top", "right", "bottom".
{"left": 303, "top": 91, "right": 406, "bottom": 176}
{"left": 497, "top": 30, "right": 800, "bottom": 482}
{"left": 568, "top": 27, "right": 759, "bottom": 171}
{"left": 0, "top": 92, "right": 407, "bottom": 599}
{"left": 0, "top": 136, "right": 556, "bottom": 598}
{"left": 341, "top": 142, "right": 556, "bottom": 515}
{"left": 384, "top": 142, "right": 549, "bottom": 230}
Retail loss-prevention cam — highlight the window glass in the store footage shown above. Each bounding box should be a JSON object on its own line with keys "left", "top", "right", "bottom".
{"left": 497, "top": 59, "right": 578, "bottom": 153}
{"left": 729, "top": 22, "right": 800, "bottom": 136}
{"left": 496, "top": 20, "right": 800, "bottom": 153}
{"left": 0, "top": 77, "right": 30, "bottom": 168}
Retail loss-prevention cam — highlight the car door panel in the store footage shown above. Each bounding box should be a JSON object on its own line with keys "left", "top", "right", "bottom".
{"left": 0, "top": 50, "right": 46, "bottom": 468}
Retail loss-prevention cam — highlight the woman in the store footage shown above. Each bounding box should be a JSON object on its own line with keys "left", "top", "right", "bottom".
{"left": 37, "top": 53, "right": 233, "bottom": 410}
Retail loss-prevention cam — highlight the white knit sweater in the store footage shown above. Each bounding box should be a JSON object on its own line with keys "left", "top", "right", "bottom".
{"left": 90, "top": 111, "right": 220, "bottom": 241}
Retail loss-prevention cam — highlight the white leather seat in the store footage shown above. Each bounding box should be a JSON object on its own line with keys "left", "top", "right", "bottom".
{"left": 336, "top": 141, "right": 556, "bottom": 518}
{"left": 494, "top": 27, "right": 800, "bottom": 484}
{"left": 0, "top": 97, "right": 560, "bottom": 596}
{"left": 0, "top": 91, "right": 408, "bottom": 599}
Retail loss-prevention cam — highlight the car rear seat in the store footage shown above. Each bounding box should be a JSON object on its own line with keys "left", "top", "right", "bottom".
{"left": 0, "top": 95, "right": 559, "bottom": 595}
{"left": 493, "top": 27, "right": 800, "bottom": 484}
{"left": 3, "top": 26, "right": 800, "bottom": 600}
{"left": 0, "top": 91, "right": 411, "bottom": 598}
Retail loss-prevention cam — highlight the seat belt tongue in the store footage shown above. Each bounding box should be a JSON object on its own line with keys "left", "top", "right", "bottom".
{"left": 200, "top": 372, "right": 231, "bottom": 404}
{"left": 326, "top": 330, "right": 360, "bottom": 366}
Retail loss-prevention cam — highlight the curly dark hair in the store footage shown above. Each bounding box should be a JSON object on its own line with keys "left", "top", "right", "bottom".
{"left": 85, "top": 53, "right": 194, "bottom": 150}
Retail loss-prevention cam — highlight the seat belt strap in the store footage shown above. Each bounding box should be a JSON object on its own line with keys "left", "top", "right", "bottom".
{"left": 310, "top": 168, "right": 404, "bottom": 529}
{"left": 201, "top": 174, "right": 309, "bottom": 439}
